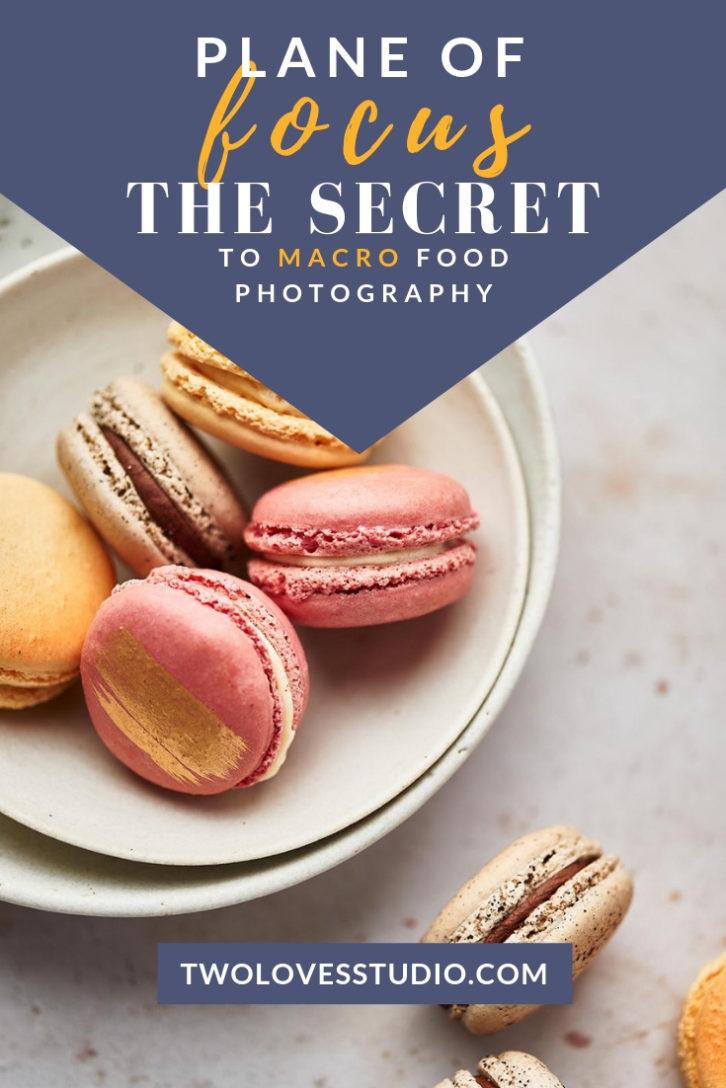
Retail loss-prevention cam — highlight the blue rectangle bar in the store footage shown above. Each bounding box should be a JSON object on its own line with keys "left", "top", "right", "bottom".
{"left": 157, "top": 943, "right": 572, "bottom": 1005}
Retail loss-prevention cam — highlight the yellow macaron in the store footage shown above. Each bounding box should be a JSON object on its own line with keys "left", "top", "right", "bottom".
{"left": 161, "top": 322, "right": 375, "bottom": 468}
{"left": 0, "top": 473, "right": 116, "bottom": 708}
{"left": 679, "top": 953, "right": 726, "bottom": 1088}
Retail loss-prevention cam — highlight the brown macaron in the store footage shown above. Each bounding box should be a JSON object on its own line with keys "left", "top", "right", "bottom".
{"left": 0, "top": 473, "right": 116, "bottom": 708}
{"left": 434, "top": 1051, "right": 565, "bottom": 1088}
{"left": 161, "top": 322, "right": 375, "bottom": 468}
{"left": 678, "top": 952, "right": 726, "bottom": 1088}
{"left": 57, "top": 377, "right": 247, "bottom": 577}
{"left": 423, "top": 824, "right": 633, "bottom": 1034}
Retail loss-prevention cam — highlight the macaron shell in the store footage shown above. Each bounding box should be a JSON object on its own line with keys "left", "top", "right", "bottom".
{"left": 454, "top": 865, "right": 633, "bottom": 1035}
{"left": 478, "top": 1051, "right": 566, "bottom": 1088}
{"left": 0, "top": 474, "right": 116, "bottom": 685}
{"left": 161, "top": 352, "right": 371, "bottom": 468}
{"left": 424, "top": 826, "right": 632, "bottom": 1035}
{"left": 248, "top": 544, "right": 476, "bottom": 627}
{"left": 433, "top": 1073, "right": 479, "bottom": 1088}
{"left": 433, "top": 1052, "right": 564, "bottom": 1088}
{"left": 246, "top": 464, "right": 477, "bottom": 554}
{"left": 58, "top": 417, "right": 185, "bottom": 575}
{"left": 81, "top": 581, "right": 278, "bottom": 794}
{"left": 58, "top": 378, "right": 247, "bottom": 577}
{"left": 679, "top": 954, "right": 726, "bottom": 1088}
{"left": 453, "top": 999, "right": 542, "bottom": 1037}
{"left": 505, "top": 854, "right": 634, "bottom": 971}
{"left": 149, "top": 569, "right": 310, "bottom": 789}
{"left": 451, "top": 860, "right": 632, "bottom": 1034}
{"left": 103, "top": 377, "right": 247, "bottom": 548}
{"left": 424, "top": 826, "right": 599, "bottom": 943}
{"left": 147, "top": 567, "right": 310, "bottom": 746}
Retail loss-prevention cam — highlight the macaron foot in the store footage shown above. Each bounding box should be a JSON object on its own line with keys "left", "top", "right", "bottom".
{"left": 0, "top": 677, "right": 74, "bottom": 710}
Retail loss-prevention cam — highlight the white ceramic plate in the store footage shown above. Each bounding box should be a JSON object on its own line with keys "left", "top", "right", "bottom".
{"left": 0, "top": 337, "right": 559, "bottom": 916}
{"left": 0, "top": 250, "right": 530, "bottom": 867}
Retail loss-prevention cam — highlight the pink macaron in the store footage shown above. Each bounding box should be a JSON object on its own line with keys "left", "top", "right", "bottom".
{"left": 80, "top": 566, "right": 309, "bottom": 795}
{"left": 244, "top": 465, "right": 480, "bottom": 627}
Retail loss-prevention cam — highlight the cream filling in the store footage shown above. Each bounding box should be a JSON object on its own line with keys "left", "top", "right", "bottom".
{"left": 247, "top": 622, "right": 296, "bottom": 783}
{"left": 262, "top": 542, "right": 455, "bottom": 568}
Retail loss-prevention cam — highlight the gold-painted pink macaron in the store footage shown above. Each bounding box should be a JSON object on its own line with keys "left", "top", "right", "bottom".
{"left": 423, "top": 824, "right": 633, "bottom": 1034}
{"left": 161, "top": 322, "right": 375, "bottom": 468}
{"left": 0, "top": 473, "right": 116, "bottom": 708}
{"left": 81, "top": 566, "right": 309, "bottom": 794}
{"left": 679, "top": 952, "right": 726, "bottom": 1088}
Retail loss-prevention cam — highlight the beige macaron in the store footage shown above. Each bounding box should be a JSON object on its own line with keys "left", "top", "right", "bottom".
{"left": 678, "top": 952, "right": 726, "bottom": 1088}
{"left": 423, "top": 824, "right": 633, "bottom": 1034}
{"left": 161, "top": 322, "right": 374, "bottom": 468}
{"left": 435, "top": 1051, "right": 565, "bottom": 1088}
{"left": 0, "top": 474, "right": 116, "bottom": 708}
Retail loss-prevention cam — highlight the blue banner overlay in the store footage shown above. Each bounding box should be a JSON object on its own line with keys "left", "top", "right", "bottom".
{"left": 4, "top": 2, "right": 723, "bottom": 444}
{"left": 157, "top": 942, "right": 572, "bottom": 1005}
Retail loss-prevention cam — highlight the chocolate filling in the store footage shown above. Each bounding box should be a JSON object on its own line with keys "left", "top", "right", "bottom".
{"left": 484, "top": 856, "right": 598, "bottom": 944}
{"left": 101, "top": 426, "right": 219, "bottom": 567}
{"left": 475, "top": 1077, "right": 498, "bottom": 1088}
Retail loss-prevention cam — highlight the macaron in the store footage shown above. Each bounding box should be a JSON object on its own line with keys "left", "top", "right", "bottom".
{"left": 678, "top": 952, "right": 726, "bottom": 1088}
{"left": 0, "top": 473, "right": 116, "bottom": 708}
{"left": 423, "top": 824, "right": 633, "bottom": 1034}
{"left": 80, "top": 566, "right": 309, "bottom": 794}
{"left": 161, "top": 321, "right": 373, "bottom": 468}
{"left": 435, "top": 1051, "right": 565, "bottom": 1088}
{"left": 244, "top": 464, "right": 480, "bottom": 627}
{"left": 58, "top": 376, "right": 247, "bottom": 577}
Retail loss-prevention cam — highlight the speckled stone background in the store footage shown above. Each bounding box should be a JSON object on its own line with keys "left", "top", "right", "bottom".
{"left": 0, "top": 193, "right": 725, "bottom": 1088}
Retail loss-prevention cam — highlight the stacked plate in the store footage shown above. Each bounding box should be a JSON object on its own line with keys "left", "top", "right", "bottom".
{"left": 0, "top": 251, "right": 560, "bottom": 916}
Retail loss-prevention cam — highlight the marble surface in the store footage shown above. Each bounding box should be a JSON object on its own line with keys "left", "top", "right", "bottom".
{"left": 0, "top": 192, "right": 725, "bottom": 1088}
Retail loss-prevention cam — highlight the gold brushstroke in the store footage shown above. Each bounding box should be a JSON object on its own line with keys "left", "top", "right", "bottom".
{"left": 92, "top": 626, "right": 247, "bottom": 784}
